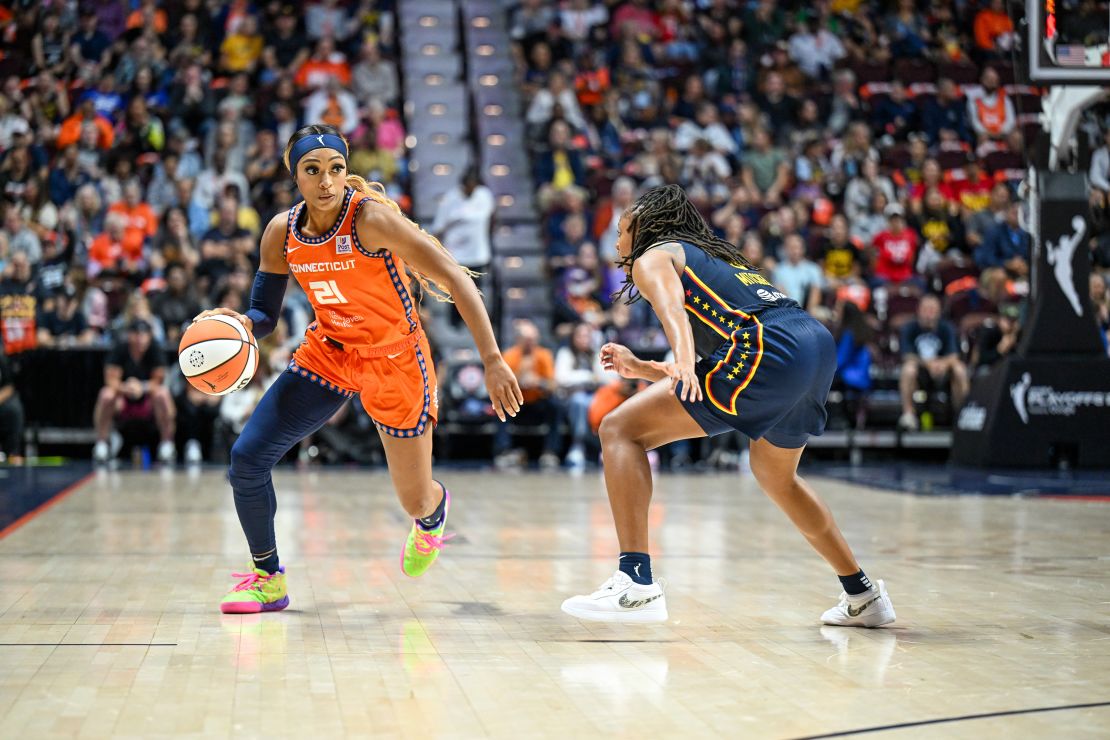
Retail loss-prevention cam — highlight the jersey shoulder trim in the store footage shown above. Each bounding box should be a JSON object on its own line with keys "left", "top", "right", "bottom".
{"left": 350, "top": 194, "right": 385, "bottom": 258}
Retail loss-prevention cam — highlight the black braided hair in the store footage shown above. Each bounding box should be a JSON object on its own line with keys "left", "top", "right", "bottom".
{"left": 613, "top": 184, "right": 755, "bottom": 303}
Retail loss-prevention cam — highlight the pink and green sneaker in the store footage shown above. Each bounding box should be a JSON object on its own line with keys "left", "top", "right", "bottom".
{"left": 220, "top": 566, "right": 289, "bottom": 613}
{"left": 400, "top": 489, "right": 453, "bottom": 578}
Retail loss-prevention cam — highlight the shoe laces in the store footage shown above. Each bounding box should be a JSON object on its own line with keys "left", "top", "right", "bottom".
{"left": 230, "top": 570, "right": 274, "bottom": 592}
{"left": 413, "top": 528, "right": 454, "bottom": 555}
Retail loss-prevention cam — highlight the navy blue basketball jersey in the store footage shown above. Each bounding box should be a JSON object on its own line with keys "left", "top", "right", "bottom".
{"left": 665, "top": 241, "right": 799, "bottom": 359}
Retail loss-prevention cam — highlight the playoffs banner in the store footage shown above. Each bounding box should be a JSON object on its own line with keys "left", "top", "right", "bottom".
{"left": 1019, "top": 171, "right": 1105, "bottom": 356}
{"left": 953, "top": 355, "right": 1110, "bottom": 467}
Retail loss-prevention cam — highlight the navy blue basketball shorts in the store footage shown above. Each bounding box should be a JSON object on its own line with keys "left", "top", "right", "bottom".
{"left": 678, "top": 308, "right": 837, "bottom": 449}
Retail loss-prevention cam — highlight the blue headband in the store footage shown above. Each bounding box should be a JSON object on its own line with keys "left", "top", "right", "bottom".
{"left": 288, "top": 133, "right": 348, "bottom": 175}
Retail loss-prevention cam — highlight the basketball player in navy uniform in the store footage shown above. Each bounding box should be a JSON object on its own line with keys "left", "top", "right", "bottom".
{"left": 560, "top": 185, "right": 896, "bottom": 627}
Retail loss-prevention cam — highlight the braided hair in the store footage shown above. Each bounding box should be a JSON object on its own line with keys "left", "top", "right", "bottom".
{"left": 614, "top": 184, "right": 754, "bottom": 303}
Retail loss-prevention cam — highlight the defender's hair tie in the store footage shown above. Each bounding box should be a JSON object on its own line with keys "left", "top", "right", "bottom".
{"left": 288, "top": 133, "right": 348, "bottom": 175}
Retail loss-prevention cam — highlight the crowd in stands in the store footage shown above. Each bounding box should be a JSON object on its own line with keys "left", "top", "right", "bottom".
{"left": 3, "top": 1, "right": 1110, "bottom": 467}
{"left": 497, "top": 0, "right": 1110, "bottom": 457}
{"left": 0, "top": 0, "right": 402, "bottom": 463}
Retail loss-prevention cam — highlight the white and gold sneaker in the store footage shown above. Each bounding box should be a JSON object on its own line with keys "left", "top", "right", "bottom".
{"left": 821, "top": 579, "right": 896, "bottom": 627}
{"left": 561, "top": 570, "right": 668, "bottom": 624}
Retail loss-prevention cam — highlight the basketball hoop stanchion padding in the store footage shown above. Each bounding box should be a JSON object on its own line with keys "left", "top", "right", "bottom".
{"left": 953, "top": 171, "right": 1110, "bottom": 468}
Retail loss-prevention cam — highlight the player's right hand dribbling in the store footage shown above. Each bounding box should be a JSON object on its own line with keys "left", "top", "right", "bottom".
{"left": 192, "top": 308, "right": 253, "bottom": 333}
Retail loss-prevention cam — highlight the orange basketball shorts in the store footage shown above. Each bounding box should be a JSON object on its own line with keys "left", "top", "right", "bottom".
{"left": 290, "top": 328, "right": 438, "bottom": 438}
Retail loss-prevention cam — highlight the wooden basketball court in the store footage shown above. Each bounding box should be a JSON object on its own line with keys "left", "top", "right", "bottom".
{"left": 2, "top": 469, "right": 1108, "bottom": 738}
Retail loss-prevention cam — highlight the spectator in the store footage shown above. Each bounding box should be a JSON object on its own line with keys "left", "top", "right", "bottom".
{"left": 294, "top": 37, "right": 352, "bottom": 90}
{"left": 266, "top": 6, "right": 310, "bottom": 72}
{"left": 527, "top": 72, "right": 587, "bottom": 133}
{"left": 0, "top": 345, "right": 23, "bottom": 463}
{"left": 742, "top": 127, "right": 790, "bottom": 208}
{"left": 305, "top": 0, "right": 355, "bottom": 42}
{"left": 351, "top": 41, "right": 399, "bottom": 106}
{"left": 108, "top": 181, "right": 158, "bottom": 258}
{"left": 973, "top": 0, "right": 1016, "bottom": 57}
{"left": 150, "top": 263, "right": 201, "bottom": 346}
{"left": 92, "top": 319, "right": 176, "bottom": 464}
{"left": 898, "top": 294, "right": 968, "bottom": 430}
{"left": 818, "top": 214, "right": 865, "bottom": 285}
{"left": 2, "top": 205, "right": 42, "bottom": 266}
{"left": 913, "top": 187, "right": 966, "bottom": 274}
{"left": 885, "top": 0, "right": 931, "bottom": 57}
{"left": 534, "top": 120, "right": 586, "bottom": 196}
{"left": 495, "top": 320, "right": 562, "bottom": 470}
{"left": 966, "top": 181, "right": 1012, "bottom": 252}
{"left": 843, "top": 159, "right": 896, "bottom": 224}
{"left": 1091, "top": 273, "right": 1110, "bottom": 353}
{"left": 303, "top": 78, "right": 360, "bottom": 135}
{"left": 872, "top": 80, "right": 918, "bottom": 141}
{"left": 772, "top": 234, "right": 824, "bottom": 309}
{"left": 849, "top": 190, "right": 890, "bottom": 249}
{"left": 674, "top": 102, "right": 736, "bottom": 156}
{"left": 754, "top": 71, "right": 799, "bottom": 141}
{"left": 429, "top": 167, "right": 495, "bottom": 291}
{"left": 0, "top": 252, "right": 38, "bottom": 356}
{"left": 788, "top": 17, "right": 846, "bottom": 79}
{"left": 198, "top": 198, "right": 252, "bottom": 285}
{"left": 872, "top": 203, "right": 920, "bottom": 285}
{"left": 555, "top": 322, "right": 611, "bottom": 469}
{"left": 826, "top": 69, "right": 864, "bottom": 138}
{"left": 967, "top": 66, "right": 1016, "bottom": 142}
{"left": 830, "top": 122, "right": 879, "bottom": 193}
{"left": 48, "top": 145, "right": 91, "bottom": 207}
{"left": 36, "top": 285, "right": 95, "bottom": 347}
{"left": 976, "top": 202, "right": 1031, "bottom": 277}
{"left": 834, "top": 301, "right": 875, "bottom": 410}
{"left": 220, "top": 13, "right": 264, "bottom": 74}
{"left": 922, "top": 78, "right": 970, "bottom": 145}
{"left": 972, "top": 301, "right": 1022, "bottom": 372}
{"left": 595, "top": 176, "right": 636, "bottom": 262}
{"left": 88, "top": 212, "right": 141, "bottom": 277}
{"left": 1089, "top": 128, "right": 1110, "bottom": 208}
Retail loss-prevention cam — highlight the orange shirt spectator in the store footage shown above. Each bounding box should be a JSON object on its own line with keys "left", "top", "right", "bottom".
{"left": 108, "top": 201, "right": 157, "bottom": 256}
{"left": 126, "top": 5, "right": 168, "bottom": 34}
{"left": 89, "top": 215, "right": 143, "bottom": 275}
{"left": 501, "top": 322, "right": 556, "bottom": 404}
{"left": 295, "top": 58, "right": 352, "bottom": 89}
{"left": 973, "top": 1, "right": 1014, "bottom": 52}
{"left": 56, "top": 107, "right": 114, "bottom": 150}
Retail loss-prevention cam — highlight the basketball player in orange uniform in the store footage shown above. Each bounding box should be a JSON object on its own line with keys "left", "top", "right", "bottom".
{"left": 196, "top": 124, "right": 523, "bottom": 613}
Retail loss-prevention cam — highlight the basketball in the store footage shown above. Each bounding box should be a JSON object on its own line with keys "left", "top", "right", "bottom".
{"left": 178, "top": 315, "right": 259, "bottom": 396}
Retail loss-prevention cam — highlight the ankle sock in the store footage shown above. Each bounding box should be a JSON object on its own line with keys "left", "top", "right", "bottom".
{"left": 252, "top": 550, "right": 280, "bottom": 575}
{"left": 619, "top": 552, "right": 652, "bottom": 585}
{"left": 417, "top": 483, "right": 447, "bottom": 530}
{"left": 838, "top": 570, "right": 873, "bottom": 596}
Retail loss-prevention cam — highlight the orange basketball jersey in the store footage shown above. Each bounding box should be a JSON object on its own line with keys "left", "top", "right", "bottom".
{"left": 283, "top": 187, "right": 421, "bottom": 352}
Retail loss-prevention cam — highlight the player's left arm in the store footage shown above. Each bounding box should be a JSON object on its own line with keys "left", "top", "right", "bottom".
{"left": 357, "top": 205, "right": 524, "bottom": 421}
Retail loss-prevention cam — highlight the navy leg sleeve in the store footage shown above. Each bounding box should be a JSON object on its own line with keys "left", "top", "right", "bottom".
{"left": 228, "top": 370, "right": 348, "bottom": 555}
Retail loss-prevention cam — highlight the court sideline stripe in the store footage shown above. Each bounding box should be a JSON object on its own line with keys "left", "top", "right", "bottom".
{"left": 790, "top": 700, "right": 1110, "bottom": 739}
{"left": 0, "top": 471, "right": 95, "bottom": 539}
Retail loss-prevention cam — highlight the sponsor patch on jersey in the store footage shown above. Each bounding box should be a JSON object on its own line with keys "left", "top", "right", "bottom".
{"left": 335, "top": 235, "right": 352, "bottom": 255}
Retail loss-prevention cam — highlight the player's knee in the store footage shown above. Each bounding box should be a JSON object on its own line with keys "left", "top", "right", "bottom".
{"left": 598, "top": 410, "right": 631, "bottom": 445}
{"left": 228, "top": 434, "right": 271, "bottom": 486}
{"left": 97, "top": 386, "right": 117, "bottom": 405}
